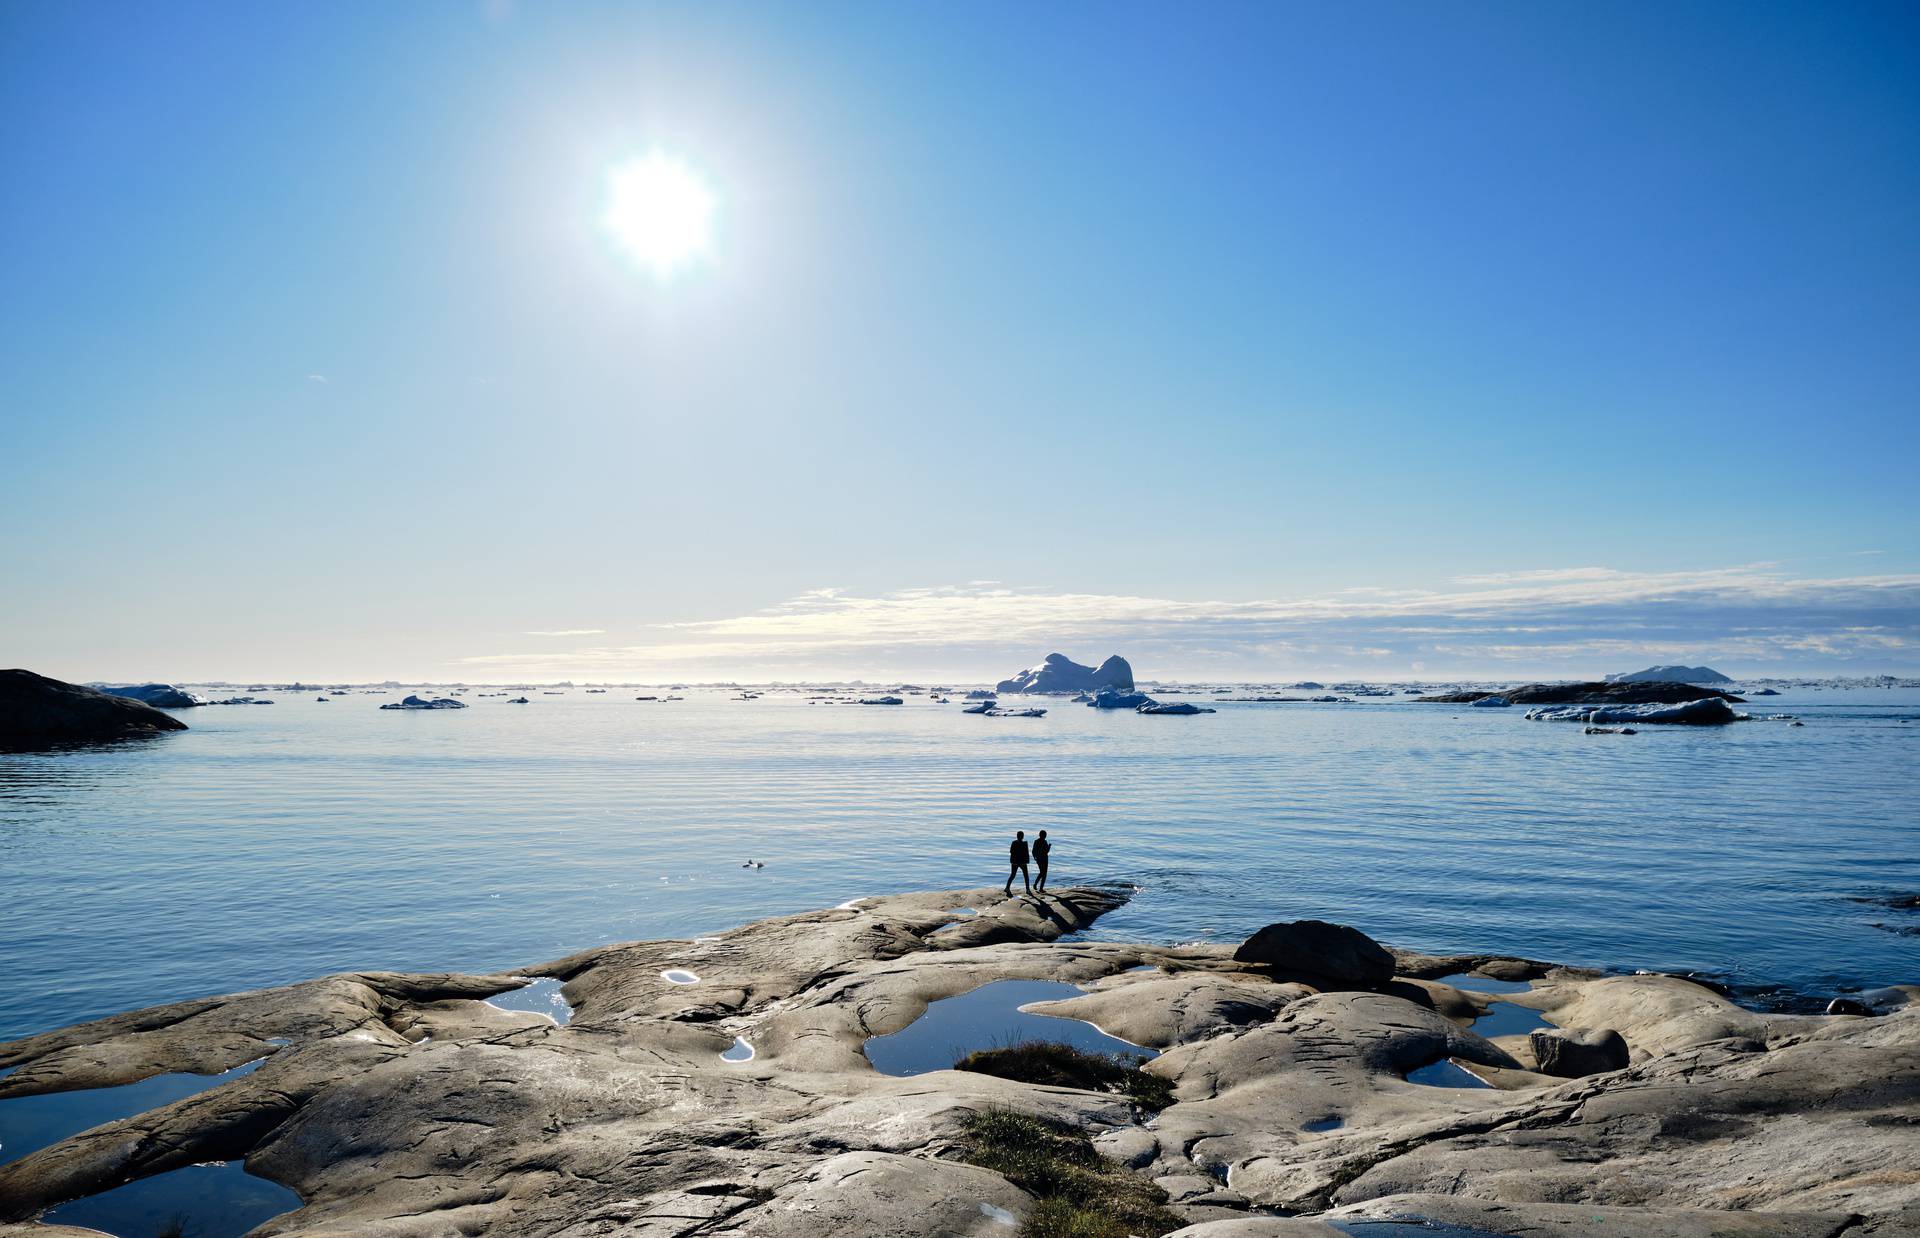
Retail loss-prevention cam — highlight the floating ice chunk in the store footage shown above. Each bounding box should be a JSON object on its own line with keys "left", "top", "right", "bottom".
{"left": 1526, "top": 698, "right": 1746, "bottom": 726}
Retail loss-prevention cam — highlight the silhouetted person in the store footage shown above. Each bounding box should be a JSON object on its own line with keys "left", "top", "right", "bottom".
{"left": 1005, "top": 830, "right": 1031, "bottom": 896}
{"left": 1033, "top": 829, "right": 1052, "bottom": 892}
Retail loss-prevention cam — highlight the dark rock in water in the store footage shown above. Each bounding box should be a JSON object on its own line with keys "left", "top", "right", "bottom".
{"left": 963, "top": 689, "right": 996, "bottom": 700}
{"left": 856, "top": 696, "right": 903, "bottom": 706}
{"left": 1233, "top": 920, "right": 1396, "bottom": 988}
{"left": 0, "top": 669, "right": 190, "bottom": 747}
{"left": 1751, "top": 687, "right": 1781, "bottom": 696}
{"left": 962, "top": 700, "right": 996, "bottom": 714}
{"left": 1826, "top": 998, "right": 1874, "bottom": 1017}
{"left": 380, "top": 695, "right": 468, "bottom": 711}
{"left": 506, "top": 696, "right": 530, "bottom": 704}
{"left": 995, "top": 653, "right": 1134, "bottom": 695}
{"left": 1530, "top": 1026, "right": 1630, "bottom": 1076}
{"left": 1087, "top": 688, "right": 1154, "bottom": 710}
{"left": 97, "top": 683, "right": 204, "bottom": 708}
{"left": 1419, "top": 681, "right": 1744, "bottom": 706}
{"left": 1606, "top": 664, "right": 1734, "bottom": 685}
{"left": 1137, "top": 702, "right": 1215, "bottom": 715}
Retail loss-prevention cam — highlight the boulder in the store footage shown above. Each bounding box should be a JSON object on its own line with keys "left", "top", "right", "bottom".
{"left": 995, "top": 652, "right": 1134, "bottom": 695}
{"left": 0, "top": 669, "right": 190, "bottom": 748}
{"left": 1826, "top": 998, "right": 1874, "bottom": 1017}
{"left": 1233, "top": 920, "right": 1396, "bottom": 988}
{"left": 1529, "top": 1026, "right": 1630, "bottom": 1076}
{"left": 97, "top": 682, "right": 204, "bottom": 708}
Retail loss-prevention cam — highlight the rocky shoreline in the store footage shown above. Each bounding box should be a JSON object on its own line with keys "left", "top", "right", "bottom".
{"left": 1, "top": 889, "right": 1915, "bottom": 1237}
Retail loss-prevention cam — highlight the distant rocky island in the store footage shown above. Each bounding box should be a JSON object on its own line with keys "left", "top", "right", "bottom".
{"left": 995, "top": 653, "right": 1134, "bottom": 695}
{"left": 1418, "top": 680, "right": 1743, "bottom": 706}
{"left": 3, "top": 889, "right": 1913, "bottom": 1236}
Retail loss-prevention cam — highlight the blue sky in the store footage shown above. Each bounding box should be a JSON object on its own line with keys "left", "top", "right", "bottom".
{"left": 3, "top": 1, "right": 1916, "bottom": 682}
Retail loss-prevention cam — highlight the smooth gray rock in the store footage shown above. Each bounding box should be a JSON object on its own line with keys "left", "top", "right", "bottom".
{"left": 0, "top": 669, "right": 190, "bottom": 748}
{"left": 1233, "top": 920, "right": 1396, "bottom": 988}
{"left": 995, "top": 652, "right": 1134, "bottom": 695}
{"left": 1529, "top": 1025, "right": 1630, "bottom": 1076}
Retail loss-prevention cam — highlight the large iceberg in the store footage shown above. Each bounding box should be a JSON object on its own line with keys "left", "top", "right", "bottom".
{"left": 1605, "top": 665, "right": 1734, "bottom": 685}
{"left": 97, "top": 683, "right": 205, "bottom": 708}
{"left": 1525, "top": 699, "right": 1747, "bottom": 726}
{"left": 994, "top": 653, "right": 1134, "bottom": 695}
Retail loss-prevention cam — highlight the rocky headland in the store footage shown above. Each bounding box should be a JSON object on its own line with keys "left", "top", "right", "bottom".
{"left": 0, "top": 670, "right": 189, "bottom": 749}
{"left": 1, "top": 889, "right": 1915, "bottom": 1237}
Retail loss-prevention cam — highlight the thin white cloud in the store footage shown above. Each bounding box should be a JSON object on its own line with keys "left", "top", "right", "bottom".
{"left": 459, "top": 566, "right": 1920, "bottom": 679}
{"left": 523, "top": 628, "right": 607, "bottom": 637}
{"left": 306, "top": 374, "right": 328, "bottom": 383}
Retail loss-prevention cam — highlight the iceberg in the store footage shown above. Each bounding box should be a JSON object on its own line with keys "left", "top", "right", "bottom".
{"left": 1525, "top": 699, "right": 1746, "bottom": 726}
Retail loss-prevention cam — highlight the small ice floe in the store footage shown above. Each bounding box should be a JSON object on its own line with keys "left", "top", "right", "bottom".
{"left": 720, "top": 1037, "right": 755, "bottom": 1063}
{"left": 486, "top": 977, "right": 574, "bottom": 1026}
{"left": 979, "top": 1202, "right": 1018, "bottom": 1227}
{"left": 856, "top": 696, "right": 904, "bottom": 705}
{"left": 661, "top": 969, "right": 700, "bottom": 985}
{"left": 1583, "top": 725, "right": 1637, "bottom": 735}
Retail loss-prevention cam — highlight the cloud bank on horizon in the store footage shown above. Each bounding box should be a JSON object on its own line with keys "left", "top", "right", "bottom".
{"left": 460, "top": 563, "right": 1920, "bottom": 681}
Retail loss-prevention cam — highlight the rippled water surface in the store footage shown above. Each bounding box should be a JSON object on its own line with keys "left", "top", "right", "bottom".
{"left": 3, "top": 687, "right": 1916, "bottom": 1039}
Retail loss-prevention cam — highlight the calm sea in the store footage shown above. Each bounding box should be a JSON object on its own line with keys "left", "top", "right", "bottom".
{"left": 3, "top": 687, "right": 1916, "bottom": 1040}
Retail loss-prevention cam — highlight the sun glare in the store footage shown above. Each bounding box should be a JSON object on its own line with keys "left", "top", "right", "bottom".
{"left": 601, "top": 152, "right": 717, "bottom": 279}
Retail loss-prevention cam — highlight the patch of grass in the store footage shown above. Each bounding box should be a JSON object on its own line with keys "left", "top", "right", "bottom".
{"left": 958, "top": 1108, "right": 1184, "bottom": 1238}
{"left": 955, "top": 1040, "right": 1176, "bottom": 1112}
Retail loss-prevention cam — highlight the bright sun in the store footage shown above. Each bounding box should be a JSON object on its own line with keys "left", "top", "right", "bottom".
{"left": 601, "top": 152, "right": 716, "bottom": 279}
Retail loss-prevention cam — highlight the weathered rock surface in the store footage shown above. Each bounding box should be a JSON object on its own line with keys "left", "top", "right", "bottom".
{"left": 1233, "top": 920, "right": 1396, "bottom": 988}
{"left": 995, "top": 653, "right": 1134, "bottom": 695}
{"left": 0, "top": 669, "right": 190, "bottom": 748}
{"left": 1419, "top": 680, "right": 1744, "bottom": 705}
{"left": 3, "top": 894, "right": 1916, "bottom": 1237}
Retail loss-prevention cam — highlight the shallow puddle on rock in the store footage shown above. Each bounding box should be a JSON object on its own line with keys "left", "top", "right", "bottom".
{"left": 1404, "top": 1058, "right": 1493, "bottom": 1089}
{"left": 661, "top": 969, "right": 700, "bottom": 985}
{"left": 485, "top": 976, "right": 574, "bottom": 1025}
{"left": 862, "top": 978, "right": 1156, "bottom": 1077}
{"left": 1433, "top": 972, "right": 1533, "bottom": 995}
{"left": 1470, "top": 1000, "right": 1551, "bottom": 1039}
{"left": 44, "top": 1160, "right": 303, "bottom": 1238}
{"left": 0, "top": 1057, "right": 268, "bottom": 1166}
{"left": 720, "top": 1036, "right": 755, "bottom": 1063}
{"left": 1301, "top": 1115, "right": 1344, "bottom": 1132}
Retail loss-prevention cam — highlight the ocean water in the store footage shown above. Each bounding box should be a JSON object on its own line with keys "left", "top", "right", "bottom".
{"left": 2, "top": 687, "right": 1917, "bottom": 1041}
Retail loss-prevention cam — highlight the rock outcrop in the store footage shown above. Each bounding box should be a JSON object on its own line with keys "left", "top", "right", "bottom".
{"left": 2, "top": 893, "right": 1915, "bottom": 1237}
{"left": 1232, "top": 920, "right": 1396, "bottom": 988}
{"left": 995, "top": 653, "right": 1134, "bottom": 695}
{"left": 1419, "top": 681, "right": 1744, "bottom": 706}
{"left": 1607, "top": 664, "right": 1734, "bottom": 685}
{"left": 95, "top": 682, "right": 205, "bottom": 708}
{"left": 0, "top": 669, "right": 189, "bottom": 748}
{"left": 1529, "top": 1025, "right": 1630, "bottom": 1076}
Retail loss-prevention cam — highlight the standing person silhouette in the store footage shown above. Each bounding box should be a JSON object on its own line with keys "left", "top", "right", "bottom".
{"left": 1004, "top": 830, "right": 1032, "bottom": 896}
{"left": 1033, "top": 830, "right": 1052, "bottom": 892}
